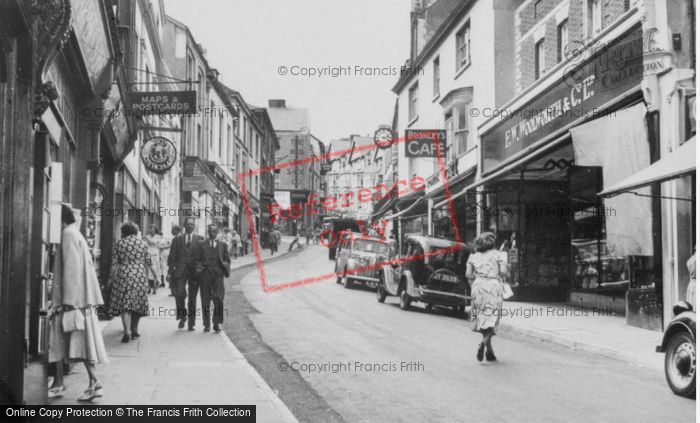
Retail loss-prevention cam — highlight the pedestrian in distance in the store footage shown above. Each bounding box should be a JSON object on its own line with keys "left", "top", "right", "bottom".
{"left": 288, "top": 220, "right": 302, "bottom": 251}
{"left": 231, "top": 230, "right": 241, "bottom": 259}
{"left": 269, "top": 226, "right": 281, "bottom": 255}
{"left": 167, "top": 216, "right": 203, "bottom": 330}
{"left": 48, "top": 204, "right": 108, "bottom": 401}
{"left": 305, "top": 226, "right": 313, "bottom": 246}
{"left": 164, "top": 225, "right": 181, "bottom": 296}
{"left": 144, "top": 224, "right": 164, "bottom": 295}
{"left": 218, "top": 227, "right": 233, "bottom": 255}
{"left": 466, "top": 231, "right": 508, "bottom": 362}
{"left": 189, "top": 224, "right": 231, "bottom": 333}
{"left": 314, "top": 225, "right": 321, "bottom": 245}
{"left": 108, "top": 221, "right": 158, "bottom": 343}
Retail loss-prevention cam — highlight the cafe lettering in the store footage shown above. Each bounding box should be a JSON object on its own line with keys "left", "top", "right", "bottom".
{"left": 404, "top": 129, "right": 447, "bottom": 158}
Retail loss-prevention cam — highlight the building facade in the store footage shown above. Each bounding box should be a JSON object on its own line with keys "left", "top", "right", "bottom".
{"left": 327, "top": 136, "right": 383, "bottom": 221}
{"left": 252, "top": 107, "right": 281, "bottom": 246}
{"left": 267, "top": 99, "right": 319, "bottom": 233}
{"left": 0, "top": 0, "right": 142, "bottom": 404}
{"left": 389, "top": 0, "right": 519, "bottom": 247}
{"left": 477, "top": 0, "right": 695, "bottom": 329}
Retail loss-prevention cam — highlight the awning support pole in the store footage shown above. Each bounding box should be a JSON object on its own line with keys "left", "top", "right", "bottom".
{"left": 427, "top": 199, "right": 433, "bottom": 236}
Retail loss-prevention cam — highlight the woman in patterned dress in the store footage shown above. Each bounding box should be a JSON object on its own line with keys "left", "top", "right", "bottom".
{"left": 466, "top": 232, "right": 508, "bottom": 362}
{"left": 108, "top": 222, "right": 157, "bottom": 342}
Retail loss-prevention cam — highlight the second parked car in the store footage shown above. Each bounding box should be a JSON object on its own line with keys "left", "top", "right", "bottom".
{"left": 377, "top": 235, "right": 470, "bottom": 316}
{"left": 335, "top": 232, "right": 396, "bottom": 289}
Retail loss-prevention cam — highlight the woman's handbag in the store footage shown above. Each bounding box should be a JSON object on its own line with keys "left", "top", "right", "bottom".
{"left": 62, "top": 308, "right": 85, "bottom": 332}
{"left": 501, "top": 281, "right": 514, "bottom": 300}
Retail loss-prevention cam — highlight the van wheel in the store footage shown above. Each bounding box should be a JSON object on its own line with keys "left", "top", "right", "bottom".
{"left": 343, "top": 269, "right": 352, "bottom": 289}
{"left": 399, "top": 287, "right": 411, "bottom": 310}
{"left": 665, "top": 331, "right": 696, "bottom": 398}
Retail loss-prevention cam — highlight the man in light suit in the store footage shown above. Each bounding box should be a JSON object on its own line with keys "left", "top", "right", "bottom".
{"left": 167, "top": 216, "right": 203, "bottom": 330}
{"left": 189, "top": 224, "right": 231, "bottom": 333}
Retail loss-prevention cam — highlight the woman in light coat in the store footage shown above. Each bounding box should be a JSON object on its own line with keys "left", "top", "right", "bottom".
{"left": 48, "top": 204, "right": 108, "bottom": 401}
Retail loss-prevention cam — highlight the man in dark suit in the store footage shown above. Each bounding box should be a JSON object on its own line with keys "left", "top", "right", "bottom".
{"left": 189, "top": 224, "right": 231, "bottom": 332}
{"left": 167, "top": 216, "right": 204, "bottom": 330}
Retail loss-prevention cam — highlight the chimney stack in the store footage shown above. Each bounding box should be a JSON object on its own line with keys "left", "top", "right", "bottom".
{"left": 268, "top": 99, "right": 286, "bottom": 108}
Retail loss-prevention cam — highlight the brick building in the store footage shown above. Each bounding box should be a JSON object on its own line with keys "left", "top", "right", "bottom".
{"left": 478, "top": 0, "right": 696, "bottom": 330}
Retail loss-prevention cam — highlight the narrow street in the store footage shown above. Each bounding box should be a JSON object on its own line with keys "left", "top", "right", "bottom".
{"left": 225, "top": 245, "right": 695, "bottom": 423}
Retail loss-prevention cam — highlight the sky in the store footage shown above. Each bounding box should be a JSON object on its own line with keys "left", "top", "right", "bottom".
{"left": 164, "top": 0, "right": 411, "bottom": 143}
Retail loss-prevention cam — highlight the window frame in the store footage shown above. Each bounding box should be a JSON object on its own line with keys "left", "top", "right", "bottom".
{"left": 455, "top": 21, "right": 471, "bottom": 71}
{"left": 432, "top": 56, "right": 440, "bottom": 98}
{"left": 408, "top": 82, "right": 419, "bottom": 121}
{"left": 557, "top": 19, "right": 569, "bottom": 63}
{"left": 535, "top": 38, "right": 546, "bottom": 80}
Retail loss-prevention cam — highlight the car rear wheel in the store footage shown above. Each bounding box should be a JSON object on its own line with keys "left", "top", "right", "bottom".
{"left": 376, "top": 285, "right": 386, "bottom": 303}
{"left": 399, "top": 287, "right": 411, "bottom": 311}
{"left": 342, "top": 268, "right": 352, "bottom": 289}
{"left": 665, "top": 331, "right": 696, "bottom": 398}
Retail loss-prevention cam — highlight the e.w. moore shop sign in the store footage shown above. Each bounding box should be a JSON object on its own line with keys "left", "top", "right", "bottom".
{"left": 481, "top": 26, "right": 653, "bottom": 174}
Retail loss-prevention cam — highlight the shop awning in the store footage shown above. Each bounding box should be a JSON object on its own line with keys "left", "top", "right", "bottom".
{"left": 600, "top": 137, "right": 696, "bottom": 197}
{"left": 440, "top": 132, "right": 572, "bottom": 205}
{"left": 431, "top": 168, "right": 476, "bottom": 208}
{"left": 371, "top": 192, "right": 399, "bottom": 219}
{"left": 383, "top": 193, "right": 427, "bottom": 220}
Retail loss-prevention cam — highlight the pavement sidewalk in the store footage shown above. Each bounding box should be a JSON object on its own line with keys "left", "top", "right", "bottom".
{"left": 51, "top": 244, "right": 297, "bottom": 423}
{"left": 230, "top": 238, "right": 291, "bottom": 271}
{"left": 495, "top": 301, "right": 664, "bottom": 372}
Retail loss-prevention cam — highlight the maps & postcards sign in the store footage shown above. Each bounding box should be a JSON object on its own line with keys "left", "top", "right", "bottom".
{"left": 126, "top": 90, "right": 197, "bottom": 116}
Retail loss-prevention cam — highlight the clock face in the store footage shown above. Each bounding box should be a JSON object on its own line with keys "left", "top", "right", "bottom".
{"left": 374, "top": 127, "right": 395, "bottom": 149}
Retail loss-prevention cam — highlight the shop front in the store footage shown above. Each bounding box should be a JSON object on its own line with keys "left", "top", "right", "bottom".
{"left": 477, "top": 25, "right": 669, "bottom": 328}
{"left": 428, "top": 168, "right": 477, "bottom": 248}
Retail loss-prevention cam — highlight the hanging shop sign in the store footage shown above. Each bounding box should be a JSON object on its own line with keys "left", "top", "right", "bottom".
{"left": 141, "top": 136, "right": 177, "bottom": 174}
{"left": 404, "top": 129, "right": 447, "bottom": 158}
{"left": 126, "top": 90, "right": 197, "bottom": 115}
{"left": 183, "top": 157, "right": 217, "bottom": 193}
{"left": 481, "top": 26, "right": 644, "bottom": 174}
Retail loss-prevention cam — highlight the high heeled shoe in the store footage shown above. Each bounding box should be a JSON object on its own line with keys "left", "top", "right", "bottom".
{"left": 77, "top": 382, "right": 103, "bottom": 401}
{"left": 48, "top": 385, "right": 66, "bottom": 399}
{"left": 485, "top": 350, "right": 497, "bottom": 362}
{"left": 121, "top": 333, "right": 131, "bottom": 343}
{"left": 477, "top": 343, "right": 485, "bottom": 362}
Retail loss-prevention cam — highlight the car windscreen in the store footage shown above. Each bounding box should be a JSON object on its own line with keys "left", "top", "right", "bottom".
{"left": 353, "top": 239, "right": 391, "bottom": 255}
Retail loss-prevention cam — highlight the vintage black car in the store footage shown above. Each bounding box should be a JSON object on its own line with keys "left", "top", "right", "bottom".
{"left": 656, "top": 301, "right": 696, "bottom": 398}
{"left": 376, "top": 235, "right": 470, "bottom": 316}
